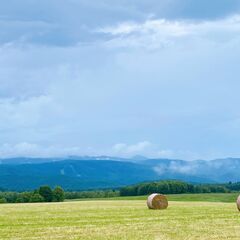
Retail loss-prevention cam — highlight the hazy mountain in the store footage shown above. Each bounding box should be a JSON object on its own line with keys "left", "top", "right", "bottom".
{"left": 0, "top": 159, "right": 159, "bottom": 191}
{"left": 142, "top": 158, "right": 240, "bottom": 183}
{"left": 0, "top": 157, "right": 239, "bottom": 191}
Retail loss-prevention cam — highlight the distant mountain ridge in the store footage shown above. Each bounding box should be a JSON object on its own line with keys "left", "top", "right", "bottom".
{"left": 0, "top": 157, "right": 239, "bottom": 191}
{"left": 0, "top": 156, "right": 127, "bottom": 165}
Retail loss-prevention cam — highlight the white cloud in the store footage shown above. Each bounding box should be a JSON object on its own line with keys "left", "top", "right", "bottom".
{"left": 99, "top": 19, "right": 189, "bottom": 36}
{"left": 112, "top": 141, "right": 152, "bottom": 155}
{"left": 168, "top": 161, "right": 196, "bottom": 174}
{"left": 153, "top": 160, "right": 199, "bottom": 175}
{"left": 0, "top": 142, "right": 85, "bottom": 158}
{"left": 157, "top": 150, "right": 174, "bottom": 158}
{"left": 99, "top": 15, "right": 240, "bottom": 49}
{"left": 112, "top": 141, "right": 175, "bottom": 158}
{"left": 126, "top": 141, "right": 152, "bottom": 153}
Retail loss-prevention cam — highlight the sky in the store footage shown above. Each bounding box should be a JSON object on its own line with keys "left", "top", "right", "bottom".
{"left": 1, "top": 0, "right": 240, "bottom": 160}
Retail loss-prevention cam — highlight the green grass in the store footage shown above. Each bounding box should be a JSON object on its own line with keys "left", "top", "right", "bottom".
{"left": 67, "top": 193, "right": 239, "bottom": 203}
{"left": 0, "top": 195, "right": 239, "bottom": 239}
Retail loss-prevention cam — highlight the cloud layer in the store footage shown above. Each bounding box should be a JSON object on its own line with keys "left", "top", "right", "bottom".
{"left": 0, "top": 1, "right": 240, "bottom": 159}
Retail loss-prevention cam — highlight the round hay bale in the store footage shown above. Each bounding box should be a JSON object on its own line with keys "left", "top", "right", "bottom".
{"left": 237, "top": 195, "right": 240, "bottom": 211}
{"left": 147, "top": 193, "right": 168, "bottom": 210}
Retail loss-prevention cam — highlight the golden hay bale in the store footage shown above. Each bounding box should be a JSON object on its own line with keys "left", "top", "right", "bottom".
{"left": 147, "top": 193, "right": 168, "bottom": 210}
{"left": 237, "top": 195, "right": 240, "bottom": 211}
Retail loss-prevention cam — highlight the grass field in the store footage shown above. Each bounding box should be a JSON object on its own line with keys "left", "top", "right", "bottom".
{"left": 67, "top": 192, "right": 239, "bottom": 202}
{"left": 0, "top": 194, "right": 239, "bottom": 240}
{"left": 0, "top": 194, "right": 240, "bottom": 240}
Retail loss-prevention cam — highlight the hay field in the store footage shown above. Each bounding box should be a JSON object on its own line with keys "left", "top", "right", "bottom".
{"left": 0, "top": 199, "right": 239, "bottom": 240}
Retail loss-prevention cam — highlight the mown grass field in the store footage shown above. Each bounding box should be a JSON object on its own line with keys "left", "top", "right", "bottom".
{"left": 72, "top": 193, "right": 239, "bottom": 203}
{"left": 0, "top": 194, "right": 239, "bottom": 240}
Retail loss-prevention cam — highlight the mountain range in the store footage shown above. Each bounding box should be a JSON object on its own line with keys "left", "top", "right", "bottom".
{"left": 0, "top": 156, "right": 239, "bottom": 191}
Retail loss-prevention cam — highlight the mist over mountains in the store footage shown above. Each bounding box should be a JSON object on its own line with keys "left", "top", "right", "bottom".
{"left": 0, "top": 156, "right": 239, "bottom": 191}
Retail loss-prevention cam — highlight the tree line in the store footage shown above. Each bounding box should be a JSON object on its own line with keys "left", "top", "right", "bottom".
{"left": 0, "top": 181, "right": 240, "bottom": 203}
{"left": 0, "top": 186, "right": 64, "bottom": 203}
{"left": 119, "top": 180, "right": 236, "bottom": 196}
{"left": 225, "top": 182, "right": 240, "bottom": 191}
{"left": 54, "top": 181, "right": 240, "bottom": 199}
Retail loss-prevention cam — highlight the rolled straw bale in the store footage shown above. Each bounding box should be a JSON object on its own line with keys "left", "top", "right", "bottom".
{"left": 237, "top": 195, "right": 240, "bottom": 211}
{"left": 147, "top": 193, "right": 168, "bottom": 210}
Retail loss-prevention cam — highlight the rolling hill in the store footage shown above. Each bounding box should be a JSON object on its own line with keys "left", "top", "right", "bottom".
{"left": 0, "top": 157, "right": 239, "bottom": 191}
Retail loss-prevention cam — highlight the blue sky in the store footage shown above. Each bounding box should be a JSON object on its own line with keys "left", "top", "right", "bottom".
{"left": 1, "top": 0, "right": 240, "bottom": 159}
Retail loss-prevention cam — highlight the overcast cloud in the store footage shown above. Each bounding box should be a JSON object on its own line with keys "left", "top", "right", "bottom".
{"left": 0, "top": 1, "right": 240, "bottom": 159}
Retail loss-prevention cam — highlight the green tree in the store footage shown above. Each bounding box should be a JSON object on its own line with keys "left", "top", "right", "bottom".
{"left": 20, "top": 192, "right": 33, "bottom": 203}
{"left": 15, "top": 197, "right": 25, "bottom": 203}
{"left": 30, "top": 193, "right": 44, "bottom": 203}
{"left": 38, "top": 186, "right": 53, "bottom": 202}
{"left": 0, "top": 198, "right": 7, "bottom": 204}
{"left": 52, "top": 186, "right": 65, "bottom": 202}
